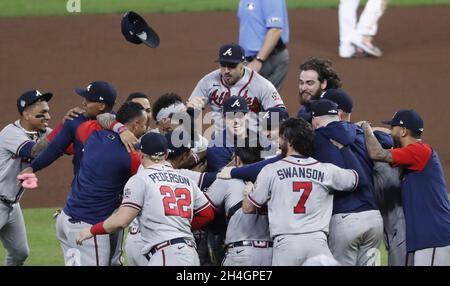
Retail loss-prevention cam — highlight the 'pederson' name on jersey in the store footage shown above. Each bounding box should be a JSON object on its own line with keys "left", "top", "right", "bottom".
{"left": 148, "top": 172, "right": 191, "bottom": 186}
{"left": 276, "top": 167, "right": 324, "bottom": 182}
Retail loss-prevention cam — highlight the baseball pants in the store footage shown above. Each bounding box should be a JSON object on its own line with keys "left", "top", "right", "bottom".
{"left": 272, "top": 232, "right": 335, "bottom": 266}
{"left": 329, "top": 210, "right": 383, "bottom": 266}
{"left": 382, "top": 205, "right": 407, "bottom": 266}
{"left": 146, "top": 243, "right": 200, "bottom": 266}
{"left": 56, "top": 210, "right": 119, "bottom": 266}
{"left": 259, "top": 49, "right": 289, "bottom": 91}
{"left": 406, "top": 245, "right": 450, "bottom": 266}
{"left": 124, "top": 229, "right": 148, "bottom": 266}
{"left": 0, "top": 202, "right": 29, "bottom": 266}
{"left": 338, "top": 0, "right": 387, "bottom": 57}
{"left": 222, "top": 245, "right": 272, "bottom": 266}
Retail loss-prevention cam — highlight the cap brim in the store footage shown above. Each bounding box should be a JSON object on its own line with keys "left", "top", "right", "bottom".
{"left": 40, "top": 93, "right": 53, "bottom": 102}
{"left": 137, "top": 26, "right": 160, "bottom": 48}
{"left": 74, "top": 88, "right": 88, "bottom": 97}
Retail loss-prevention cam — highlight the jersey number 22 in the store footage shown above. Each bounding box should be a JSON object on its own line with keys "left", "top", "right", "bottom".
{"left": 160, "top": 186, "right": 192, "bottom": 218}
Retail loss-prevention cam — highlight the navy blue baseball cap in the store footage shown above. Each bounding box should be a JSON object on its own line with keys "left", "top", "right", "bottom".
{"left": 121, "top": 11, "right": 160, "bottom": 48}
{"left": 223, "top": 96, "right": 249, "bottom": 114}
{"left": 138, "top": 132, "right": 168, "bottom": 156}
{"left": 17, "top": 90, "right": 53, "bottom": 115}
{"left": 165, "top": 131, "right": 190, "bottom": 160}
{"left": 322, "top": 89, "right": 353, "bottom": 113}
{"left": 261, "top": 107, "right": 290, "bottom": 129}
{"left": 217, "top": 43, "right": 245, "bottom": 64}
{"left": 310, "top": 99, "right": 339, "bottom": 117}
{"left": 75, "top": 81, "right": 117, "bottom": 106}
{"left": 382, "top": 109, "right": 424, "bottom": 134}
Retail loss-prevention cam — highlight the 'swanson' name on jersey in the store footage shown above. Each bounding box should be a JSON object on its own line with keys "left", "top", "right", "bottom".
{"left": 148, "top": 172, "right": 191, "bottom": 186}
{"left": 276, "top": 167, "right": 324, "bottom": 182}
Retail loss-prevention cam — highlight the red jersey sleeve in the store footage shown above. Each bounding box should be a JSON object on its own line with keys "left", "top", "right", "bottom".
{"left": 389, "top": 142, "right": 432, "bottom": 171}
{"left": 47, "top": 122, "right": 74, "bottom": 155}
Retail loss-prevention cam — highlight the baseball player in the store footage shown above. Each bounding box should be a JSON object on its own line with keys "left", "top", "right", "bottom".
{"left": 124, "top": 131, "right": 217, "bottom": 266}
{"left": 0, "top": 90, "right": 52, "bottom": 265}
{"left": 297, "top": 58, "right": 342, "bottom": 122}
{"left": 311, "top": 99, "right": 383, "bottom": 266}
{"left": 242, "top": 118, "right": 359, "bottom": 266}
{"left": 76, "top": 132, "right": 215, "bottom": 266}
{"left": 187, "top": 43, "right": 285, "bottom": 132}
{"left": 206, "top": 145, "right": 274, "bottom": 266}
{"left": 56, "top": 102, "right": 146, "bottom": 266}
{"left": 339, "top": 0, "right": 388, "bottom": 58}
{"left": 362, "top": 110, "right": 450, "bottom": 266}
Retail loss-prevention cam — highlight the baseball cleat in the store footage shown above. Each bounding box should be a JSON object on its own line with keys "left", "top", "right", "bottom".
{"left": 351, "top": 41, "right": 382, "bottom": 57}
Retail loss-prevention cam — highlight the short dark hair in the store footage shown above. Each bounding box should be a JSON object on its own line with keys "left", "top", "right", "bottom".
{"left": 409, "top": 130, "right": 422, "bottom": 139}
{"left": 300, "top": 57, "right": 342, "bottom": 90}
{"left": 126, "top": 92, "right": 149, "bottom": 102}
{"left": 116, "top": 101, "right": 145, "bottom": 124}
{"left": 235, "top": 144, "right": 264, "bottom": 165}
{"left": 280, "top": 118, "right": 315, "bottom": 157}
{"left": 152, "top": 92, "right": 183, "bottom": 122}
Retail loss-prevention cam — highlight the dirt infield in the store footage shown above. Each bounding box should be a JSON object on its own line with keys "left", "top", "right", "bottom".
{"left": 1, "top": 6, "right": 449, "bottom": 208}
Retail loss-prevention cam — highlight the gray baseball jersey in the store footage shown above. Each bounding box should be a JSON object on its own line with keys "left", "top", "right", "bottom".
{"left": 121, "top": 164, "right": 209, "bottom": 265}
{"left": 189, "top": 66, "right": 285, "bottom": 127}
{"left": 0, "top": 120, "right": 50, "bottom": 266}
{"left": 249, "top": 155, "right": 358, "bottom": 237}
{"left": 124, "top": 164, "right": 204, "bottom": 266}
{"left": 373, "top": 162, "right": 406, "bottom": 266}
{"left": 206, "top": 178, "right": 270, "bottom": 244}
{"left": 206, "top": 178, "right": 272, "bottom": 266}
{"left": 0, "top": 120, "right": 50, "bottom": 202}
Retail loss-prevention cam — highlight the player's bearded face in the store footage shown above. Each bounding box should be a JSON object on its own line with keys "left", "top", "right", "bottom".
{"left": 299, "top": 70, "right": 323, "bottom": 104}
{"left": 220, "top": 62, "right": 244, "bottom": 85}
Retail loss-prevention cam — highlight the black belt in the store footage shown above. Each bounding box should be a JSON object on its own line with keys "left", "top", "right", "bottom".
{"left": 227, "top": 240, "right": 273, "bottom": 249}
{"left": 245, "top": 39, "right": 286, "bottom": 62}
{"left": 145, "top": 237, "right": 196, "bottom": 259}
{"left": 0, "top": 196, "right": 15, "bottom": 205}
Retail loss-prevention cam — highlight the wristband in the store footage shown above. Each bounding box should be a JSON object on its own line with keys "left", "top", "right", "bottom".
{"left": 90, "top": 222, "right": 107, "bottom": 235}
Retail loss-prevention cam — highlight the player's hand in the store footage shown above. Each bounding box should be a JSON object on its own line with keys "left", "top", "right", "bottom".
{"left": 119, "top": 130, "right": 139, "bottom": 153}
{"left": 76, "top": 228, "right": 93, "bottom": 245}
{"left": 218, "top": 167, "right": 234, "bottom": 179}
{"left": 186, "top": 97, "right": 205, "bottom": 110}
{"left": 329, "top": 138, "right": 344, "bottom": 149}
{"left": 246, "top": 59, "right": 263, "bottom": 73}
{"left": 63, "top": 107, "right": 85, "bottom": 123}
{"left": 192, "top": 161, "right": 207, "bottom": 172}
{"left": 243, "top": 182, "right": 254, "bottom": 195}
{"left": 17, "top": 173, "right": 38, "bottom": 189}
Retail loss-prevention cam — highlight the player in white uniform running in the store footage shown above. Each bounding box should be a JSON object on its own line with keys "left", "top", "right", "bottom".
{"left": 187, "top": 43, "right": 285, "bottom": 131}
{"left": 0, "top": 90, "right": 52, "bottom": 265}
{"left": 206, "top": 145, "right": 273, "bottom": 266}
{"left": 242, "top": 118, "right": 359, "bottom": 266}
{"left": 76, "top": 132, "right": 214, "bottom": 266}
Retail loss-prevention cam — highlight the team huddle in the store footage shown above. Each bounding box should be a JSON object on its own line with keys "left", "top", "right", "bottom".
{"left": 1, "top": 43, "right": 450, "bottom": 266}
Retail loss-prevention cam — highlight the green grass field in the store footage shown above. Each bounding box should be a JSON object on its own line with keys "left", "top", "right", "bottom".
{"left": 0, "top": 0, "right": 450, "bottom": 17}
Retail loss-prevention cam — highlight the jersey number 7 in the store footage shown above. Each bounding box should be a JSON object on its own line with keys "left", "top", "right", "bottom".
{"left": 160, "top": 186, "right": 192, "bottom": 218}
{"left": 293, "top": 181, "right": 312, "bottom": 214}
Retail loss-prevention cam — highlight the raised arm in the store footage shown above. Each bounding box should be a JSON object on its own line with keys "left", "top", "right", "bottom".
{"left": 361, "top": 122, "right": 393, "bottom": 163}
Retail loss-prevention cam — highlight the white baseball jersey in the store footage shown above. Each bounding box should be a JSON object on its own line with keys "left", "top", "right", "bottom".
{"left": 206, "top": 178, "right": 270, "bottom": 244}
{"left": 248, "top": 155, "right": 358, "bottom": 237}
{"left": 189, "top": 66, "right": 285, "bottom": 125}
{"left": 0, "top": 120, "right": 50, "bottom": 202}
{"left": 121, "top": 164, "right": 210, "bottom": 255}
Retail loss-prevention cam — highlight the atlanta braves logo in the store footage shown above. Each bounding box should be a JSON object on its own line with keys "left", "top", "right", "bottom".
{"left": 35, "top": 90, "right": 42, "bottom": 97}
{"left": 231, "top": 99, "right": 240, "bottom": 107}
{"left": 223, "top": 48, "right": 233, "bottom": 56}
{"left": 86, "top": 84, "right": 92, "bottom": 91}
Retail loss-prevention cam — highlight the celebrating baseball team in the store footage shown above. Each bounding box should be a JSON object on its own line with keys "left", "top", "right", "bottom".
{"left": 1, "top": 0, "right": 450, "bottom": 267}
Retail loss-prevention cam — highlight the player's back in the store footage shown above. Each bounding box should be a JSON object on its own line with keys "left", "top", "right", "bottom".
{"left": 65, "top": 129, "right": 139, "bottom": 224}
{"left": 134, "top": 165, "right": 208, "bottom": 252}
{"left": 258, "top": 155, "right": 357, "bottom": 237}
